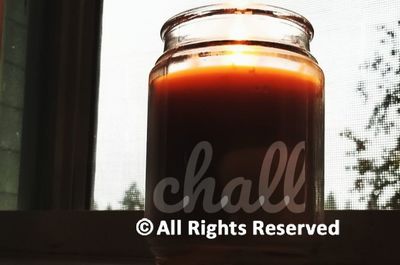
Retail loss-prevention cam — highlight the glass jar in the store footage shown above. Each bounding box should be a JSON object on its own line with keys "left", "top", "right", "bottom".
{"left": 146, "top": 3, "right": 324, "bottom": 265}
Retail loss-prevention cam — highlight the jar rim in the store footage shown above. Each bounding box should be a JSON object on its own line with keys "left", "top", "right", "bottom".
{"left": 161, "top": 3, "right": 314, "bottom": 42}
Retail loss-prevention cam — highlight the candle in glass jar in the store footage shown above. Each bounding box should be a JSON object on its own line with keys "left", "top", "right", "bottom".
{"left": 146, "top": 4, "right": 324, "bottom": 265}
{"left": 148, "top": 47, "right": 323, "bottom": 220}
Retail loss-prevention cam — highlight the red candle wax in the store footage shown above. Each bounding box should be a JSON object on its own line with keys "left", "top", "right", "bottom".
{"left": 147, "top": 62, "right": 323, "bottom": 222}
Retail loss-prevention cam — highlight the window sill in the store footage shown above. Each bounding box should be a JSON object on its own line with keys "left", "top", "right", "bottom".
{"left": 0, "top": 210, "right": 398, "bottom": 265}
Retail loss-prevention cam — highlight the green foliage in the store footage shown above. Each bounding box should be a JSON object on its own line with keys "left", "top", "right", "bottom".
{"left": 120, "top": 182, "right": 144, "bottom": 210}
{"left": 341, "top": 21, "right": 400, "bottom": 209}
{"left": 325, "top": 192, "right": 337, "bottom": 210}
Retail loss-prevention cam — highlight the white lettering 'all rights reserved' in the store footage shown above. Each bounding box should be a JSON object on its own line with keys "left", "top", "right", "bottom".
{"left": 153, "top": 141, "right": 306, "bottom": 214}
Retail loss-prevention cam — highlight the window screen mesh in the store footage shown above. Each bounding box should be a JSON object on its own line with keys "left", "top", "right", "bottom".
{"left": 93, "top": 0, "right": 400, "bottom": 210}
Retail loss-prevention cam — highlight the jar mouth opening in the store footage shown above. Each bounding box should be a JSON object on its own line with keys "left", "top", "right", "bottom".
{"left": 161, "top": 3, "right": 314, "bottom": 41}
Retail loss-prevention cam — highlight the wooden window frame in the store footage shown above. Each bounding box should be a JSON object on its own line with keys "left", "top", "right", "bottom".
{"left": 0, "top": 1, "right": 398, "bottom": 264}
{"left": 18, "top": 0, "right": 101, "bottom": 209}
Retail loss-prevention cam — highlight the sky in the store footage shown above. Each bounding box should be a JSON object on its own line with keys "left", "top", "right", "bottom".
{"left": 93, "top": 0, "right": 400, "bottom": 210}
